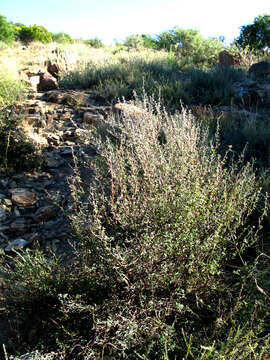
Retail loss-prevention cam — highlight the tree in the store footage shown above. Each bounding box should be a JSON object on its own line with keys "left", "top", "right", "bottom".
{"left": 237, "top": 14, "right": 270, "bottom": 50}
{"left": 18, "top": 24, "right": 52, "bottom": 45}
{"left": 0, "top": 14, "right": 15, "bottom": 44}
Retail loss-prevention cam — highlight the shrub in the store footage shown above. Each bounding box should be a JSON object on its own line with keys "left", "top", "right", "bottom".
{"left": 84, "top": 37, "right": 104, "bottom": 48}
{"left": 51, "top": 32, "right": 73, "bottom": 44}
{"left": 156, "top": 28, "right": 223, "bottom": 68}
{"left": 68, "top": 98, "right": 265, "bottom": 357}
{"left": 18, "top": 24, "right": 52, "bottom": 45}
{"left": 59, "top": 50, "right": 186, "bottom": 110}
{"left": 0, "top": 68, "right": 26, "bottom": 110}
{"left": 0, "top": 14, "right": 15, "bottom": 44}
{"left": 183, "top": 65, "right": 246, "bottom": 105}
{"left": 124, "top": 34, "right": 156, "bottom": 49}
{"left": 1, "top": 96, "right": 268, "bottom": 358}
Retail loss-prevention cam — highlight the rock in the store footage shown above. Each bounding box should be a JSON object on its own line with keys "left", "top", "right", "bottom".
{"left": 45, "top": 156, "right": 65, "bottom": 169}
{"left": 9, "top": 217, "right": 29, "bottom": 234}
{"left": 28, "top": 76, "right": 40, "bottom": 90}
{"left": 32, "top": 206, "right": 57, "bottom": 222}
{"left": 37, "top": 72, "right": 59, "bottom": 92}
{"left": 10, "top": 188, "right": 37, "bottom": 207}
{"left": 47, "top": 62, "right": 60, "bottom": 78}
{"left": 113, "top": 102, "right": 145, "bottom": 116}
{"left": 3, "top": 198, "right": 12, "bottom": 206}
{"left": 83, "top": 112, "right": 104, "bottom": 125}
{"left": 5, "top": 238, "right": 29, "bottom": 252}
{"left": 0, "top": 208, "right": 6, "bottom": 222}
{"left": 218, "top": 50, "right": 241, "bottom": 66}
{"left": 44, "top": 90, "right": 64, "bottom": 103}
{"left": 248, "top": 61, "right": 270, "bottom": 81}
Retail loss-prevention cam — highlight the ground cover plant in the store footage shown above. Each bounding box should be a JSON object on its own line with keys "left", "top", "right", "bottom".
{"left": 1, "top": 96, "right": 270, "bottom": 359}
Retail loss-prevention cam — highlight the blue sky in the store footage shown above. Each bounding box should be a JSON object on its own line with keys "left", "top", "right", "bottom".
{"left": 1, "top": 0, "right": 269, "bottom": 45}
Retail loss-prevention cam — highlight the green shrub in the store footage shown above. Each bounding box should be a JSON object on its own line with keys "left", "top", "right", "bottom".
{"left": 51, "top": 32, "right": 73, "bottom": 44}
{"left": 236, "top": 14, "right": 270, "bottom": 51}
{"left": 156, "top": 28, "right": 223, "bottom": 68}
{"left": 59, "top": 51, "right": 186, "bottom": 110}
{"left": 0, "top": 70, "right": 26, "bottom": 110}
{"left": 124, "top": 34, "right": 156, "bottom": 49}
{"left": 60, "top": 50, "right": 246, "bottom": 110}
{"left": 18, "top": 24, "right": 52, "bottom": 45}
{"left": 0, "top": 14, "right": 15, "bottom": 44}
{"left": 184, "top": 65, "right": 246, "bottom": 105}
{"left": 84, "top": 37, "right": 104, "bottom": 48}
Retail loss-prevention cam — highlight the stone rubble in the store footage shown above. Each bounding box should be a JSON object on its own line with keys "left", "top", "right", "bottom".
{"left": 0, "top": 89, "right": 109, "bottom": 260}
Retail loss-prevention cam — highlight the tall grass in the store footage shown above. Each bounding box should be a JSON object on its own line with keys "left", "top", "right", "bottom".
{"left": 59, "top": 49, "right": 250, "bottom": 110}
{"left": 2, "top": 96, "right": 268, "bottom": 359}
{"left": 0, "top": 59, "right": 26, "bottom": 110}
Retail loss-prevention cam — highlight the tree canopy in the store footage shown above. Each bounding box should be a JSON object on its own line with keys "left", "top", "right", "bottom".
{"left": 237, "top": 14, "right": 270, "bottom": 50}
{"left": 0, "top": 14, "right": 15, "bottom": 44}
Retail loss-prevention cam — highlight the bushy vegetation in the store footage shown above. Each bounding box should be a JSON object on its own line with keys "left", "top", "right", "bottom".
{"left": 18, "top": 24, "right": 52, "bottom": 45}
{"left": 84, "top": 37, "right": 104, "bottom": 48}
{"left": 51, "top": 32, "right": 73, "bottom": 44}
{"left": 0, "top": 14, "right": 15, "bottom": 44}
{"left": 0, "top": 70, "right": 25, "bottom": 110}
{"left": 59, "top": 50, "right": 249, "bottom": 110}
{"left": 124, "top": 34, "right": 157, "bottom": 49}
{"left": 237, "top": 14, "right": 270, "bottom": 51}
{"left": 1, "top": 97, "right": 269, "bottom": 358}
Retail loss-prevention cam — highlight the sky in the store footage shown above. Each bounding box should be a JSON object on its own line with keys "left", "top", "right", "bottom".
{"left": 0, "top": 0, "right": 269, "bottom": 45}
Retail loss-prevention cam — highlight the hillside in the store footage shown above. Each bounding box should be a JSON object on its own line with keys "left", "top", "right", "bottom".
{"left": 0, "top": 41, "right": 270, "bottom": 359}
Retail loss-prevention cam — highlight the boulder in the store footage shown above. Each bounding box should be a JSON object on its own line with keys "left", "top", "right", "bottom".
{"left": 5, "top": 238, "right": 29, "bottom": 252}
{"left": 218, "top": 50, "right": 241, "bottom": 66}
{"left": 47, "top": 62, "right": 60, "bottom": 78}
{"left": 113, "top": 103, "right": 145, "bottom": 116}
{"left": 10, "top": 188, "right": 37, "bottom": 207}
{"left": 37, "top": 72, "right": 59, "bottom": 91}
{"left": 83, "top": 112, "right": 104, "bottom": 125}
{"left": 248, "top": 61, "right": 270, "bottom": 81}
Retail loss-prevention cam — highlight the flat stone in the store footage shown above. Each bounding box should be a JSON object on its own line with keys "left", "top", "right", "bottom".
{"left": 83, "top": 112, "right": 104, "bottom": 125}
{"left": 10, "top": 188, "right": 37, "bottom": 207}
{"left": 5, "top": 238, "right": 29, "bottom": 252}
{"left": 113, "top": 102, "right": 145, "bottom": 116}
{"left": 9, "top": 217, "right": 29, "bottom": 234}
{"left": 0, "top": 208, "right": 6, "bottom": 222}
{"left": 32, "top": 205, "right": 57, "bottom": 222}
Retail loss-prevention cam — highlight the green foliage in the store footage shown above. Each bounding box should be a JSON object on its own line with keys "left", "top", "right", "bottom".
{"left": 51, "top": 32, "right": 73, "bottom": 44}
{"left": 0, "top": 70, "right": 26, "bottom": 110}
{"left": 184, "top": 65, "right": 246, "bottom": 105}
{"left": 124, "top": 34, "right": 156, "bottom": 48}
{"left": 18, "top": 24, "right": 52, "bottom": 45}
{"left": 59, "top": 51, "right": 186, "bottom": 110}
{"left": 237, "top": 14, "right": 270, "bottom": 50}
{"left": 84, "top": 37, "right": 104, "bottom": 48}
{"left": 156, "top": 28, "right": 223, "bottom": 67}
{"left": 0, "top": 14, "right": 15, "bottom": 44}
{"left": 60, "top": 51, "right": 246, "bottom": 110}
